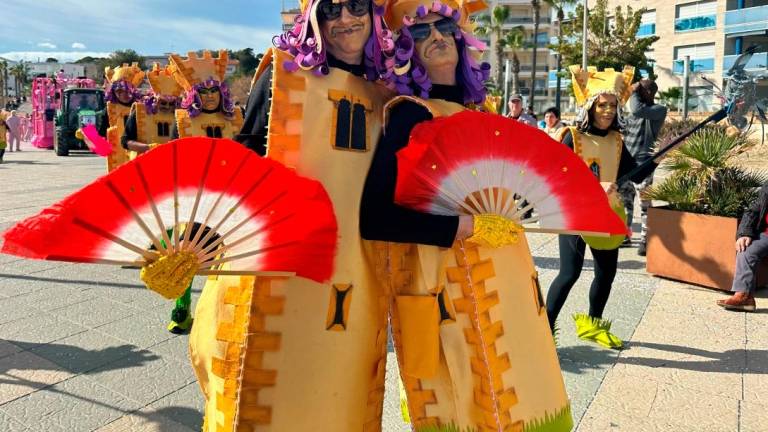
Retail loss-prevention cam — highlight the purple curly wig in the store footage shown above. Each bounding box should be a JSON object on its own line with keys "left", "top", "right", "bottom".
{"left": 142, "top": 93, "right": 181, "bottom": 115}
{"left": 389, "top": 1, "right": 490, "bottom": 104}
{"left": 105, "top": 80, "right": 141, "bottom": 104}
{"left": 273, "top": 0, "right": 396, "bottom": 81}
{"left": 180, "top": 79, "right": 235, "bottom": 119}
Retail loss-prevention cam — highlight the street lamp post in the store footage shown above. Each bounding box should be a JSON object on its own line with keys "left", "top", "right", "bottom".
{"left": 582, "top": 0, "right": 588, "bottom": 70}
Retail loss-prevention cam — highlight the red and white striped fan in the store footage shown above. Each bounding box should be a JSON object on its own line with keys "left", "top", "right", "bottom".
{"left": 395, "top": 110, "right": 628, "bottom": 237}
{"left": 2, "top": 137, "right": 338, "bottom": 282}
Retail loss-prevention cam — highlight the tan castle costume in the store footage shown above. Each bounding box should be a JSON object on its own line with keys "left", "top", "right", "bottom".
{"left": 104, "top": 63, "right": 144, "bottom": 171}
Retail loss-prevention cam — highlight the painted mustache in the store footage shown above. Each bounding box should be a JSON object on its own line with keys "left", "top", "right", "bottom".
{"left": 331, "top": 23, "right": 364, "bottom": 37}
{"left": 428, "top": 40, "right": 449, "bottom": 54}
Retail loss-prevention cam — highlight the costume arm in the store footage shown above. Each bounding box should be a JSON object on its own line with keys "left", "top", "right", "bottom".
{"left": 560, "top": 129, "right": 575, "bottom": 150}
{"left": 629, "top": 92, "right": 668, "bottom": 121}
{"left": 360, "top": 102, "right": 459, "bottom": 247}
{"left": 235, "top": 63, "right": 273, "bottom": 156}
{"left": 120, "top": 108, "right": 141, "bottom": 149}
{"left": 737, "top": 185, "right": 768, "bottom": 239}
{"left": 617, "top": 140, "right": 656, "bottom": 183}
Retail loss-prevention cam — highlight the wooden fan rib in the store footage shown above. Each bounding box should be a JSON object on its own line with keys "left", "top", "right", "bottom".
{"left": 172, "top": 141, "right": 181, "bottom": 251}
{"left": 133, "top": 162, "right": 172, "bottom": 253}
{"left": 104, "top": 180, "right": 166, "bottom": 255}
{"left": 181, "top": 139, "right": 218, "bottom": 250}
{"left": 412, "top": 170, "right": 477, "bottom": 216}
{"left": 191, "top": 164, "right": 274, "bottom": 257}
{"left": 188, "top": 150, "right": 253, "bottom": 251}
{"left": 197, "top": 190, "right": 289, "bottom": 258}
{"left": 430, "top": 146, "right": 487, "bottom": 214}
{"left": 197, "top": 212, "right": 294, "bottom": 264}
{"left": 73, "top": 217, "right": 158, "bottom": 261}
{"left": 200, "top": 240, "right": 299, "bottom": 270}
{"left": 523, "top": 227, "right": 610, "bottom": 237}
{"left": 197, "top": 269, "right": 295, "bottom": 277}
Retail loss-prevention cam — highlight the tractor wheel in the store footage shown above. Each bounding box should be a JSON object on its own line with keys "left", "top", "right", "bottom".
{"left": 54, "top": 129, "right": 69, "bottom": 156}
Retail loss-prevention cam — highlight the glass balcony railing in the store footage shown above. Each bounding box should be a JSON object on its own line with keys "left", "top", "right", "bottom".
{"left": 637, "top": 23, "right": 656, "bottom": 37}
{"left": 725, "top": 5, "right": 768, "bottom": 34}
{"left": 673, "top": 58, "right": 715, "bottom": 74}
{"left": 547, "top": 70, "right": 570, "bottom": 89}
{"left": 723, "top": 52, "right": 768, "bottom": 73}
{"left": 674, "top": 15, "right": 716, "bottom": 32}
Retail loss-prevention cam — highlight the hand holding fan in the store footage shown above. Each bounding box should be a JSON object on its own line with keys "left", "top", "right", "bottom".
{"left": 2, "top": 137, "right": 338, "bottom": 298}
{"left": 395, "top": 110, "right": 628, "bottom": 240}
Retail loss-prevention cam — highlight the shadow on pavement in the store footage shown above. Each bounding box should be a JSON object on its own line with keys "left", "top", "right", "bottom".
{"left": 0, "top": 273, "right": 145, "bottom": 289}
{"left": 618, "top": 341, "right": 766, "bottom": 374}
{"left": 1, "top": 339, "right": 159, "bottom": 375}
{"left": 557, "top": 344, "right": 618, "bottom": 374}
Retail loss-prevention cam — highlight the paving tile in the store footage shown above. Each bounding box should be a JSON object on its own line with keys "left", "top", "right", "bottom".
{"left": 0, "top": 340, "right": 24, "bottom": 359}
{"left": 0, "top": 313, "right": 88, "bottom": 345}
{"left": 93, "top": 309, "right": 175, "bottom": 350}
{"left": 0, "top": 410, "right": 28, "bottom": 432}
{"left": 0, "top": 296, "right": 44, "bottom": 325}
{"left": 29, "top": 330, "right": 158, "bottom": 375}
{"left": 0, "top": 374, "right": 139, "bottom": 432}
{"left": 148, "top": 334, "right": 192, "bottom": 363}
{"left": 95, "top": 410, "right": 193, "bottom": 432}
{"left": 50, "top": 297, "right": 140, "bottom": 329}
{"left": 0, "top": 350, "right": 74, "bottom": 405}
{"left": 145, "top": 382, "right": 204, "bottom": 430}
{"left": 86, "top": 354, "right": 196, "bottom": 406}
{"left": 15, "top": 285, "right": 92, "bottom": 311}
{"left": 740, "top": 400, "right": 768, "bottom": 432}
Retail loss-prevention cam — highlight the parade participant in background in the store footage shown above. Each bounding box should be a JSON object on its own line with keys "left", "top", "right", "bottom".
{"left": 717, "top": 183, "right": 768, "bottom": 312}
{"left": 543, "top": 106, "right": 564, "bottom": 138}
{"left": 546, "top": 66, "right": 658, "bottom": 349}
{"left": 5, "top": 111, "right": 22, "bottom": 152}
{"left": 161, "top": 50, "right": 243, "bottom": 334}
{"left": 104, "top": 63, "right": 144, "bottom": 171}
{"left": 0, "top": 110, "right": 7, "bottom": 163}
{"left": 360, "top": 0, "right": 573, "bottom": 430}
{"left": 121, "top": 63, "right": 184, "bottom": 159}
{"left": 505, "top": 92, "right": 537, "bottom": 126}
{"left": 617, "top": 78, "right": 667, "bottom": 256}
{"left": 191, "top": 1, "right": 398, "bottom": 430}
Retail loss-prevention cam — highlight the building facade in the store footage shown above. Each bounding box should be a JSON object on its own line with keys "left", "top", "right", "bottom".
{"left": 606, "top": 0, "right": 768, "bottom": 112}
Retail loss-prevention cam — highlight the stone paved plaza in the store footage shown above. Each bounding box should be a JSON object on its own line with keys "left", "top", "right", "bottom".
{"left": 1, "top": 143, "right": 766, "bottom": 431}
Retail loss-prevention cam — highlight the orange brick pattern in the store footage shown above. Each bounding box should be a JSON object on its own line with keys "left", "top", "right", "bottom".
{"left": 267, "top": 53, "right": 307, "bottom": 167}
{"left": 208, "top": 276, "right": 284, "bottom": 431}
{"left": 446, "top": 242, "right": 523, "bottom": 432}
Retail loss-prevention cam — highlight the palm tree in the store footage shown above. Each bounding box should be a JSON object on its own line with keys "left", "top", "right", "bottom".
{"left": 0, "top": 59, "right": 7, "bottom": 108}
{"left": 475, "top": 6, "right": 526, "bottom": 94}
{"left": 544, "top": 0, "right": 577, "bottom": 110}
{"left": 10, "top": 62, "right": 29, "bottom": 99}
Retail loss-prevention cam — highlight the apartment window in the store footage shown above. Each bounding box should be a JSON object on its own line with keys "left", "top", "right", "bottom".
{"left": 638, "top": 11, "right": 656, "bottom": 37}
{"left": 675, "top": 1, "right": 717, "bottom": 32}
{"left": 673, "top": 43, "right": 716, "bottom": 74}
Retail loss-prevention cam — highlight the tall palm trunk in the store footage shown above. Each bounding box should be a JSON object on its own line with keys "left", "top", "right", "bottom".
{"left": 530, "top": 0, "right": 540, "bottom": 110}
{"left": 495, "top": 30, "right": 505, "bottom": 89}
{"left": 511, "top": 53, "right": 521, "bottom": 94}
{"left": 555, "top": 7, "right": 565, "bottom": 111}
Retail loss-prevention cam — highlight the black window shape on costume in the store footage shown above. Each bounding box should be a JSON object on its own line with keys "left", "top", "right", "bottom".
{"left": 328, "top": 89, "right": 372, "bottom": 152}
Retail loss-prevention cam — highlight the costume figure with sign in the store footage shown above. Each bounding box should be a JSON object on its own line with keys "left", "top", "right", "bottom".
{"left": 360, "top": 1, "right": 580, "bottom": 430}
{"left": 546, "top": 66, "right": 656, "bottom": 349}
{"left": 121, "top": 63, "right": 184, "bottom": 159}
{"left": 158, "top": 50, "right": 244, "bottom": 334}
{"left": 191, "top": 1, "right": 399, "bottom": 430}
{"left": 104, "top": 63, "right": 144, "bottom": 172}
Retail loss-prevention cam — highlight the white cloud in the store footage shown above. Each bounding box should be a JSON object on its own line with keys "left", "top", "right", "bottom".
{"left": 71, "top": 42, "right": 87, "bottom": 49}
{"left": 37, "top": 42, "right": 57, "bottom": 49}
{"left": 0, "top": 51, "right": 112, "bottom": 62}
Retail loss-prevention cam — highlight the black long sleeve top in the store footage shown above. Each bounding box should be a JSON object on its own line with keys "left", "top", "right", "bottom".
{"left": 236, "top": 54, "right": 367, "bottom": 156}
{"left": 359, "top": 85, "right": 463, "bottom": 247}
{"left": 121, "top": 107, "right": 138, "bottom": 149}
{"left": 560, "top": 126, "right": 657, "bottom": 184}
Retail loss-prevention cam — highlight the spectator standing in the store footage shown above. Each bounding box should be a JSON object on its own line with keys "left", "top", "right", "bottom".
{"left": 542, "top": 106, "right": 565, "bottom": 139}
{"left": 4, "top": 111, "right": 22, "bottom": 152}
{"left": 506, "top": 93, "right": 537, "bottom": 127}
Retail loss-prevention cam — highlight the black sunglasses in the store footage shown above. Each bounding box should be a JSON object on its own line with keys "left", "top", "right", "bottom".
{"left": 408, "top": 17, "right": 458, "bottom": 42}
{"left": 318, "top": 0, "right": 370, "bottom": 21}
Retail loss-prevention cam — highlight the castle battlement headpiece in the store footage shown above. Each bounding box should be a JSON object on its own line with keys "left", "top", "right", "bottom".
{"left": 569, "top": 65, "right": 635, "bottom": 107}
{"left": 169, "top": 50, "right": 228, "bottom": 92}
{"left": 147, "top": 63, "right": 184, "bottom": 97}
{"left": 104, "top": 63, "right": 145, "bottom": 88}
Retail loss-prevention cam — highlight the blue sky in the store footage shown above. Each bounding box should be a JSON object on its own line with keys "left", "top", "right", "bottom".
{"left": 0, "top": 0, "right": 287, "bottom": 62}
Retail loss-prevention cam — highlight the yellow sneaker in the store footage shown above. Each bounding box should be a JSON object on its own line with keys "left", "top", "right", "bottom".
{"left": 167, "top": 308, "right": 193, "bottom": 334}
{"left": 572, "top": 313, "right": 623, "bottom": 350}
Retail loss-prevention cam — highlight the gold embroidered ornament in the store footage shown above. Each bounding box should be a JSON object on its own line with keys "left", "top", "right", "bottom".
{"left": 466, "top": 213, "right": 523, "bottom": 249}
{"left": 140, "top": 250, "right": 199, "bottom": 299}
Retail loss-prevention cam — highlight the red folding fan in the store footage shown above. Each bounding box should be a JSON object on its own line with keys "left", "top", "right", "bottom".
{"left": 395, "top": 110, "right": 628, "bottom": 237}
{"left": 2, "top": 137, "right": 338, "bottom": 282}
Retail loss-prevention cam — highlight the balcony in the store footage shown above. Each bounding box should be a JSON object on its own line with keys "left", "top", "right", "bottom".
{"left": 674, "top": 15, "right": 717, "bottom": 32}
{"left": 673, "top": 57, "right": 715, "bottom": 74}
{"left": 547, "top": 70, "right": 571, "bottom": 89}
{"left": 637, "top": 23, "right": 656, "bottom": 37}
{"left": 724, "top": 5, "right": 768, "bottom": 35}
{"left": 723, "top": 51, "right": 768, "bottom": 73}
{"left": 503, "top": 16, "right": 552, "bottom": 26}
{"left": 519, "top": 87, "right": 549, "bottom": 96}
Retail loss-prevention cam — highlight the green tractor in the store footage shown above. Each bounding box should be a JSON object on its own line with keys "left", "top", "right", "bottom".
{"left": 54, "top": 88, "right": 107, "bottom": 156}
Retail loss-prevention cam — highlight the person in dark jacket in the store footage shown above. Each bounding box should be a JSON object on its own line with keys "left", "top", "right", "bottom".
{"left": 716, "top": 184, "right": 768, "bottom": 311}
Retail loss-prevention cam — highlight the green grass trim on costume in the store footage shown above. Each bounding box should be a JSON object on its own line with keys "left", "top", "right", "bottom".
{"left": 523, "top": 403, "right": 574, "bottom": 432}
{"left": 415, "top": 424, "right": 478, "bottom": 432}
